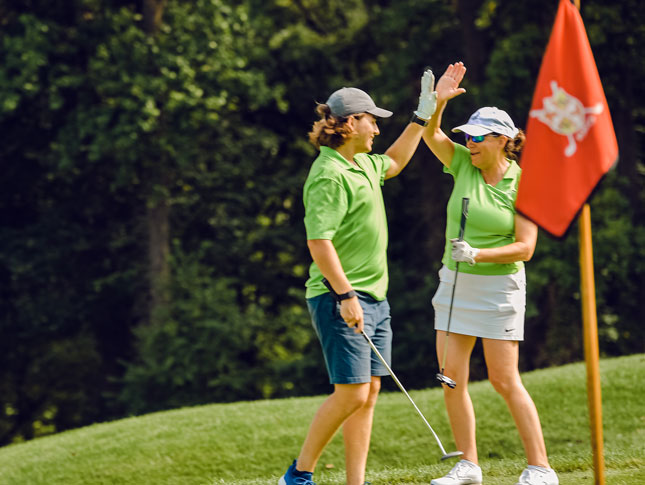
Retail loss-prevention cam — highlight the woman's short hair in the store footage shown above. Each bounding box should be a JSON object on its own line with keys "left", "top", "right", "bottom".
{"left": 308, "top": 104, "right": 355, "bottom": 150}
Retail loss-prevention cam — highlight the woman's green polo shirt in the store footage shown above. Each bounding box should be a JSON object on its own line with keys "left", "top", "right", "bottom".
{"left": 442, "top": 143, "right": 523, "bottom": 275}
{"left": 303, "top": 146, "right": 391, "bottom": 300}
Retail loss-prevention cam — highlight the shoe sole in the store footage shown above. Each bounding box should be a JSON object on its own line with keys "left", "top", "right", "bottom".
{"left": 278, "top": 477, "right": 286, "bottom": 485}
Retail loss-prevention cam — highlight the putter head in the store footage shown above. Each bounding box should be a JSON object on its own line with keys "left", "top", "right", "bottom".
{"left": 436, "top": 372, "right": 456, "bottom": 389}
{"left": 441, "top": 451, "right": 464, "bottom": 461}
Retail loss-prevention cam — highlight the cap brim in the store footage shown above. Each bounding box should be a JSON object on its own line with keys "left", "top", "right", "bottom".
{"left": 451, "top": 124, "right": 492, "bottom": 136}
{"left": 366, "top": 107, "right": 393, "bottom": 118}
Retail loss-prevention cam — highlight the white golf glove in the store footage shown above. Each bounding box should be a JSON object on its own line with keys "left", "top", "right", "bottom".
{"left": 450, "top": 238, "right": 479, "bottom": 266}
{"left": 414, "top": 68, "right": 437, "bottom": 120}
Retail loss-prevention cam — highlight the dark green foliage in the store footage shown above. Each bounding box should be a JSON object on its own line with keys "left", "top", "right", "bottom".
{"left": 0, "top": 0, "right": 643, "bottom": 443}
{"left": 119, "top": 246, "right": 328, "bottom": 415}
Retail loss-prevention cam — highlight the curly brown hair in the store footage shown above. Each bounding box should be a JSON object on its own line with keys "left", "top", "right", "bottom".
{"left": 503, "top": 129, "right": 526, "bottom": 161}
{"left": 308, "top": 104, "right": 355, "bottom": 150}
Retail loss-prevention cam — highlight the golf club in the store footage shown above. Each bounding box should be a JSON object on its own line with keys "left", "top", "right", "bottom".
{"left": 361, "top": 330, "right": 462, "bottom": 461}
{"left": 436, "top": 197, "right": 470, "bottom": 390}
{"left": 320, "top": 278, "right": 461, "bottom": 460}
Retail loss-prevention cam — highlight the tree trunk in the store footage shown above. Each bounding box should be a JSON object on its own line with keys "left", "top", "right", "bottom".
{"left": 142, "top": 0, "right": 167, "bottom": 34}
{"left": 141, "top": 0, "right": 170, "bottom": 324}
{"left": 146, "top": 198, "right": 171, "bottom": 321}
{"left": 454, "top": 0, "right": 488, "bottom": 85}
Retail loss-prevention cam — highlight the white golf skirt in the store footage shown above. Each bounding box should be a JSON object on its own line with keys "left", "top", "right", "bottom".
{"left": 432, "top": 265, "right": 526, "bottom": 341}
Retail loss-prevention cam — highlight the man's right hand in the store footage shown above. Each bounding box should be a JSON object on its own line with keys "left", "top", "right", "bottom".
{"left": 414, "top": 68, "right": 437, "bottom": 120}
{"left": 340, "top": 297, "right": 364, "bottom": 334}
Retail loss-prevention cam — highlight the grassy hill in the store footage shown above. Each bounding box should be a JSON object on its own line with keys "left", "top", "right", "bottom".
{"left": 0, "top": 354, "right": 643, "bottom": 484}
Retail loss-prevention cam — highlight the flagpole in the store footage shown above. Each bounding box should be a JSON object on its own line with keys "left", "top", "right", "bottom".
{"left": 578, "top": 203, "right": 605, "bottom": 485}
{"left": 573, "top": 2, "right": 605, "bottom": 484}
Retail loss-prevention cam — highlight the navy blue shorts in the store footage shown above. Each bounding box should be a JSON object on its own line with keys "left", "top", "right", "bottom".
{"left": 306, "top": 292, "right": 392, "bottom": 385}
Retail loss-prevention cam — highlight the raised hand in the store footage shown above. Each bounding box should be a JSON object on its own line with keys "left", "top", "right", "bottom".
{"left": 414, "top": 68, "right": 437, "bottom": 120}
{"left": 435, "top": 62, "right": 467, "bottom": 103}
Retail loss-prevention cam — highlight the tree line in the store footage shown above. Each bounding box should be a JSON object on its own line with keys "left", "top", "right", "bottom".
{"left": 0, "top": 0, "right": 643, "bottom": 445}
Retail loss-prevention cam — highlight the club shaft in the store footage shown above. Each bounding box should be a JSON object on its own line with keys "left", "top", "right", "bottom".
{"left": 440, "top": 197, "right": 469, "bottom": 375}
{"left": 440, "top": 261, "right": 460, "bottom": 373}
{"left": 361, "top": 331, "right": 448, "bottom": 455}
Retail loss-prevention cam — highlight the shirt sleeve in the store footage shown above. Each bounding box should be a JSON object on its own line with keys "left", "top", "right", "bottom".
{"left": 376, "top": 154, "right": 392, "bottom": 186}
{"left": 303, "top": 177, "right": 348, "bottom": 240}
{"left": 443, "top": 143, "right": 470, "bottom": 179}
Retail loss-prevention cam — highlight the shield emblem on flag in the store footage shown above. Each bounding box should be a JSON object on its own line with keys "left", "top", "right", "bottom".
{"left": 530, "top": 80, "right": 603, "bottom": 157}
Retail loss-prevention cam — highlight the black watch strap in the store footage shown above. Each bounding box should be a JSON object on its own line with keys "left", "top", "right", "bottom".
{"left": 322, "top": 278, "right": 357, "bottom": 302}
{"left": 337, "top": 290, "right": 357, "bottom": 301}
{"left": 410, "top": 113, "right": 428, "bottom": 127}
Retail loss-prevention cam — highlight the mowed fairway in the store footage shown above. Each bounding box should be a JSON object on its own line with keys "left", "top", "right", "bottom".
{"left": 0, "top": 355, "right": 642, "bottom": 485}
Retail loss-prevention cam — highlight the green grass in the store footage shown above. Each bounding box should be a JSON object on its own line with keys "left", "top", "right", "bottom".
{"left": 0, "top": 355, "right": 643, "bottom": 484}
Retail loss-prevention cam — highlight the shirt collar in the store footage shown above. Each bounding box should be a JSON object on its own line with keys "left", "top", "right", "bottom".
{"left": 320, "top": 146, "right": 362, "bottom": 170}
{"left": 503, "top": 159, "right": 520, "bottom": 180}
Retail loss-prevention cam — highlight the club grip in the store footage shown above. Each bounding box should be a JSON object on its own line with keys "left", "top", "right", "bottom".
{"left": 458, "top": 197, "right": 469, "bottom": 241}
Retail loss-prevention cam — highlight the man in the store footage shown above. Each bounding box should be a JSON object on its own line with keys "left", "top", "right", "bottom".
{"left": 279, "top": 70, "right": 436, "bottom": 485}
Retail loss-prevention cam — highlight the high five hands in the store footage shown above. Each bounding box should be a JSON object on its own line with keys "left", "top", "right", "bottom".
{"left": 435, "top": 62, "right": 467, "bottom": 103}
{"left": 414, "top": 68, "right": 437, "bottom": 121}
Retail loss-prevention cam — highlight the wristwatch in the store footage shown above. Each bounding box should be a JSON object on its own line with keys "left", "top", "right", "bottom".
{"left": 410, "top": 114, "right": 428, "bottom": 127}
{"left": 322, "top": 278, "right": 357, "bottom": 302}
{"left": 336, "top": 289, "right": 357, "bottom": 301}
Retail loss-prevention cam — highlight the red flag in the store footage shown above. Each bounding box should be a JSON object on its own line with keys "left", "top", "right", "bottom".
{"left": 516, "top": 0, "right": 618, "bottom": 237}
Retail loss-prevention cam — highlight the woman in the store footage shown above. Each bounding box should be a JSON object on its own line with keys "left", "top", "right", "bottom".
{"left": 422, "top": 62, "right": 558, "bottom": 485}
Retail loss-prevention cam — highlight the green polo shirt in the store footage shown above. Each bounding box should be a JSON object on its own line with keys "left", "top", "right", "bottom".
{"left": 442, "top": 143, "right": 523, "bottom": 275}
{"left": 303, "top": 146, "right": 392, "bottom": 300}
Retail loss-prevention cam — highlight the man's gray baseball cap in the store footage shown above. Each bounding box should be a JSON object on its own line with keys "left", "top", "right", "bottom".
{"left": 452, "top": 106, "right": 519, "bottom": 138}
{"left": 326, "top": 87, "right": 393, "bottom": 118}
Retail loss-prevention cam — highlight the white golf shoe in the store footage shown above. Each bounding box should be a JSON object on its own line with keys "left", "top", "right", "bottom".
{"left": 430, "top": 459, "right": 482, "bottom": 485}
{"left": 515, "top": 466, "right": 559, "bottom": 485}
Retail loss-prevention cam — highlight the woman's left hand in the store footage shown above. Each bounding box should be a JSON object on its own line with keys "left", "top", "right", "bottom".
{"left": 435, "top": 62, "right": 467, "bottom": 103}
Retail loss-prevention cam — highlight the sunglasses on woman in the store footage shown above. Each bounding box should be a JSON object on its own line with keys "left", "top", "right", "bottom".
{"left": 464, "top": 133, "right": 500, "bottom": 143}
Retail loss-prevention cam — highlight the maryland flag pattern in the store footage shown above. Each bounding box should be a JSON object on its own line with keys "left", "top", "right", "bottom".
{"left": 516, "top": 0, "right": 618, "bottom": 237}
